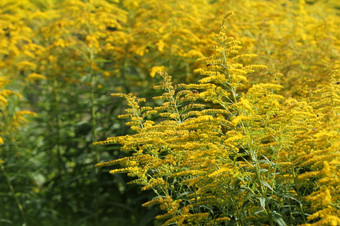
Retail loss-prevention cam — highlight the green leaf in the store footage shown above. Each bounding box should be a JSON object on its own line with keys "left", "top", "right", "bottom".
{"left": 234, "top": 178, "right": 241, "bottom": 189}
{"left": 0, "top": 219, "right": 12, "bottom": 224}
{"left": 272, "top": 211, "right": 287, "bottom": 226}
{"left": 261, "top": 180, "right": 273, "bottom": 191}
{"left": 177, "top": 191, "right": 191, "bottom": 198}
{"left": 254, "top": 209, "right": 264, "bottom": 215}
{"left": 259, "top": 197, "right": 266, "bottom": 209}
{"left": 281, "top": 194, "right": 302, "bottom": 204}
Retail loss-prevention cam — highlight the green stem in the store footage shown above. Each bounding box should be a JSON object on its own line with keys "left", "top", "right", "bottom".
{"left": 192, "top": 184, "right": 199, "bottom": 214}
{"left": 1, "top": 164, "right": 28, "bottom": 225}
{"left": 292, "top": 169, "right": 307, "bottom": 223}
{"left": 88, "top": 46, "right": 100, "bottom": 226}
{"left": 252, "top": 152, "right": 275, "bottom": 226}
{"left": 51, "top": 73, "right": 67, "bottom": 215}
{"left": 221, "top": 50, "right": 238, "bottom": 103}
{"left": 52, "top": 75, "right": 63, "bottom": 177}
{"left": 185, "top": 61, "right": 190, "bottom": 79}
{"left": 85, "top": 2, "right": 100, "bottom": 223}
{"left": 89, "top": 48, "right": 98, "bottom": 162}
{"left": 171, "top": 93, "right": 182, "bottom": 124}
{"left": 1, "top": 106, "right": 28, "bottom": 224}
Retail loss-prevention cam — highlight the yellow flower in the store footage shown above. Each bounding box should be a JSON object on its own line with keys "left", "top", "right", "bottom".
{"left": 150, "top": 66, "right": 166, "bottom": 78}
{"left": 26, "top": 73, "right": 47, "bottom": 82}
{"left": 156, "top": 40, "right": 165, "bottom": 52}
{"left": 322, "top": 188, "right": 332, "bottom": 206}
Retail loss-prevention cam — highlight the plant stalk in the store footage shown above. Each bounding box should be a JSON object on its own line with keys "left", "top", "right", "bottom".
{"left": 1, "top": 164, "right": 28, "bottom": 225}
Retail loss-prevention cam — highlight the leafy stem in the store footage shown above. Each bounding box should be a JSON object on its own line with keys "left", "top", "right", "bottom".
{"left": 1, "top": 164, "right": 28, "bottom": 225}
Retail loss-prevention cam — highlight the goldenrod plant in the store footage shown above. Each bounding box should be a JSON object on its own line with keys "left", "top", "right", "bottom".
{"left": 1, "top": 0, "right": 339, "bottom": 225}
{"left": 118, "top": 0, "right": 214, "bottom": 82}
{"left": 96, "top": 14, "right": 340, "bottom": 225}
{"left": 0, "top": 76, "right": 37, "bottom": 225}
{"left": 295, "top": 64, "right": 340, "bottom": 225}
{"left": 214, "top": 0, "right": 340, "bottom": 96}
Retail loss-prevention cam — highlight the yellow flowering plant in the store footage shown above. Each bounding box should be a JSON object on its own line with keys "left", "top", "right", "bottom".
{"left": 0, "top": 75, "right": 37, "bottom": 225}
{"left": 119, "top": 0, "right": 214, "bottom": 82}
{"left": 1, "top": 0, "right": 339, "bottom": 224}
{"left": 96, "top": 13, "right": 340, "bottom": 225}
{"left": 213, "top": 0, "right": 340, "bottom": 97}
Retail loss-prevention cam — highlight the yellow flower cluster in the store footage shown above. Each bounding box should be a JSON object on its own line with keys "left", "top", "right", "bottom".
{"left": 1, "top": 0, "right": 339, "bottom": 224}
{"left": 95, "top": 10, "right": 339, "bottom": 225}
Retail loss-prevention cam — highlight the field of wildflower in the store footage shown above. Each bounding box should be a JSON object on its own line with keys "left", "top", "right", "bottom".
{"left": 0, "top": 0, "right": 339, "bottom": 225}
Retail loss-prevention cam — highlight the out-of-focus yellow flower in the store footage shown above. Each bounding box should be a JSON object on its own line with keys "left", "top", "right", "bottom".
{"left": 150, "top": 66, "right": 166, "bottom": 78}
{"left": 156, "top": 40, "right": 165, "bottom": 52}
{"left": 26, "top": 73, "right": 47, "bottom": 82}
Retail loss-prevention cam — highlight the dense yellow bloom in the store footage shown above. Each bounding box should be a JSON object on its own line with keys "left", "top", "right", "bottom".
{"left": 94, "top": 8, "right": 340, "bottom": 223}
{"left": 1, "top": 0, "right": 339, "bottom": 224}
